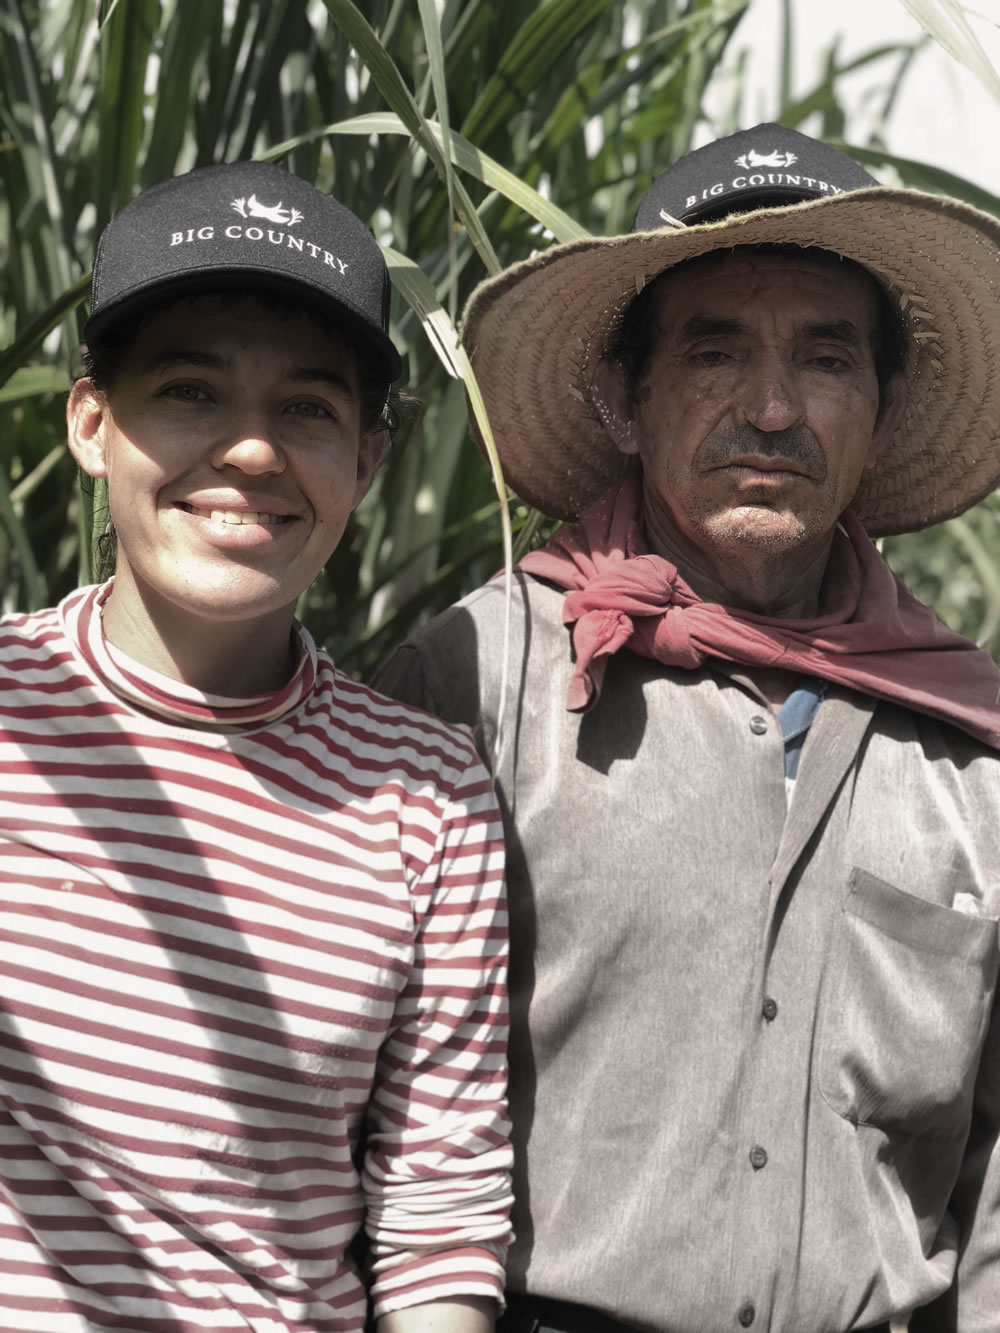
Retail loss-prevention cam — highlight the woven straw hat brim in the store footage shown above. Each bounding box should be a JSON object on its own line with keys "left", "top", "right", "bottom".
{"left": 461, "top": 187, "right": 1000, "bottom": 535}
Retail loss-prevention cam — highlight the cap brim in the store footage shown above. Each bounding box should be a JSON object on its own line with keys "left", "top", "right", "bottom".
{"left": 85, "top": 268, "right": 403, "bottom": 385}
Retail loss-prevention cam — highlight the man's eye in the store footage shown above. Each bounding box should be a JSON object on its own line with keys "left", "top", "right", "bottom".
{"left": 811, "top": 355, "right": 848, "bottom": 372}
{"left": 692, "top": 349, "right": 731, "bottom": 366}
{"left": 162, "top": 383, "right": 209, "bottom": 403}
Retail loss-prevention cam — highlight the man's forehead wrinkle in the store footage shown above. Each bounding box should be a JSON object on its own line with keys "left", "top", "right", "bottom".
{"left": 671, "top": 314, "right": 868, "bottom": 347}
{"left": 803, "top": 320, "right": 865, "bottom": 345}
{"left": 679, "top": 315, "right": 747, "bottom": 341}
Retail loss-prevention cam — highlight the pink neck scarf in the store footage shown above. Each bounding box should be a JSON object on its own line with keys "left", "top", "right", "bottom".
{"left": 517, "top": 472, "right": 1000, "bottom": 751}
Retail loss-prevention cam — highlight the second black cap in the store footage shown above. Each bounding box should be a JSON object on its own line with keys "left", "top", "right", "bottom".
{"left": 632, "top": 123, "right": 879, "bottom": 231}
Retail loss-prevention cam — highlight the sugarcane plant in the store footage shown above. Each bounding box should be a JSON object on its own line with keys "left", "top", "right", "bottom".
{"left": 1, "top": 0, "right": 997, "bottom": 676}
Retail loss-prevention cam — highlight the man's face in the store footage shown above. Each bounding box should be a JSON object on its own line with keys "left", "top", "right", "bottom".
{"left": 599, "top": 252, "right": 905, "bottom": 569}
{"left": 68, "top": 296, "right": 385, "bottom": 645}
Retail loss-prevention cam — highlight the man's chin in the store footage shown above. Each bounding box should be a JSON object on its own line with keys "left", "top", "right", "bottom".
{"left": 702, "top": 505, "right": 813, "bottom": 552}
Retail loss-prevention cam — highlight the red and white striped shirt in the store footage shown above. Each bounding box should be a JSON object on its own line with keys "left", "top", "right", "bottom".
{"left": 0, "top": 583, "right": 511, "bottom": 1332}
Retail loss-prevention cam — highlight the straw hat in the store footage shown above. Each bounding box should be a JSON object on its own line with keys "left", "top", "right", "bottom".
{"left": 462, "top": 125, "right": 1000, "bottom": 536}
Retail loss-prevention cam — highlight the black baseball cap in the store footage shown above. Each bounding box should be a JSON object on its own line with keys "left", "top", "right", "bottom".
{"left": 632, "top": 123, "right": 878, "bottom": 230}
{"left": 85, "top": 161, "right": 402, "bottom": 383}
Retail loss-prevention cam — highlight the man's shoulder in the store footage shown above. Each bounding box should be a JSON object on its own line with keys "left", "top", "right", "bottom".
{"left": 372, "top": 572, "right": 567, "bottom": 725}
{"left": 404, "top": 571, "right": 565, "bottom": 654}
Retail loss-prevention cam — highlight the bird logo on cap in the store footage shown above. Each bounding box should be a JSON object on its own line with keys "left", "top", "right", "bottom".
{"left": 734, "top": 149, "right": 798, "bottom": 169}
{"left": 230, "top": 195, "right": 303, "bottom": 227}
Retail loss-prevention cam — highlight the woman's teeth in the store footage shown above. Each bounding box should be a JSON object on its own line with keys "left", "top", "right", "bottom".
{"left": 187, "top": 506, "right": 286, "bottom": 525}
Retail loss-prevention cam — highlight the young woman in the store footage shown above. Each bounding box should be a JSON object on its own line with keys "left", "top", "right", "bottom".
{"left": 0, "top": 161, "right": 511, "bottom": 1333}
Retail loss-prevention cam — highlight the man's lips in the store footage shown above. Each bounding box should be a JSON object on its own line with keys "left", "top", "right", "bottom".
{"left": 712, "top": 454, "right": 809, "bottom": 475}
{"left": 709, "top": 455, "right": 814, "bottom": 481}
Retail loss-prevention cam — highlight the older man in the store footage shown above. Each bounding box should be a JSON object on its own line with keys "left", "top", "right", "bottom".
{"left": 375, "top": 126, "right": 1000, "bottom": 1333}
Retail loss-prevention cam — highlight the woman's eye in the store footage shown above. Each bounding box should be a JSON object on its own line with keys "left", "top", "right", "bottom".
{"left": 287, "top": 401, "right": 332, "bottom": 420}
{"left": 162, "top": 383, "right": 209, "bottom": 403}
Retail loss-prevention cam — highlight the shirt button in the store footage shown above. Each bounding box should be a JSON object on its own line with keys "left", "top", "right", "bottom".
{"left": 749, "top": 1145, "right": 768, "bottom": 1170}
{"left": 738, "top": 1303, "right": 756, "bottom": 1327}
{"left": 762, "top": 997, "right": 778, "bottom": 1022}
{"left": 749, "top": 715, "right": 768, "bottom": 735}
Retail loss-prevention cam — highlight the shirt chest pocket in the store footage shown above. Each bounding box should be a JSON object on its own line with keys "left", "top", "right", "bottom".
{"left": 819, "top": 867, "right": 999, "bottom": 1141}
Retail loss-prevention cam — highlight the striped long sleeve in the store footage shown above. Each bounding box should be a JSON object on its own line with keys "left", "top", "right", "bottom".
{"left": 0, "top": 584, "right": 511, "bottom": 1332}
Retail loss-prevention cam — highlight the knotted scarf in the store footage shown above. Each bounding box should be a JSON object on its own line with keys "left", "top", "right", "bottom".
{"left": 516, "top": 472, "right": 1000, "bottom": 750}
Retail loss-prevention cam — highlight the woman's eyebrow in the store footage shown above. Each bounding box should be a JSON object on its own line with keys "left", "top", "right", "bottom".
{"left": 141, "top": 349, "right": 224, "bottom": 374}
{"left": 286, "top": 367, "right": 357, "bottom": 396}
{"left": 137, "top": 351, "right": 357, "bottom": 397}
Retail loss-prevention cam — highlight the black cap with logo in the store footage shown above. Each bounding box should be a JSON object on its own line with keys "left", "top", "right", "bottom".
{"left": 85, "top": 161, "right": 401, "bottom": 383}
{"left": 632, "top": 123, "right": 879, "bottom": 230}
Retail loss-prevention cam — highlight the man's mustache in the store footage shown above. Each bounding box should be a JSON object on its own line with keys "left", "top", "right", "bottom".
{"left": 698, "top": 424, "right": 828, "bottom": 480}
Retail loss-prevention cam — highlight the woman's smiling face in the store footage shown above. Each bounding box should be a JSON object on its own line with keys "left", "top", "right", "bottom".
{"left": 68, "top": 294, "right": 386, "bottom": 659}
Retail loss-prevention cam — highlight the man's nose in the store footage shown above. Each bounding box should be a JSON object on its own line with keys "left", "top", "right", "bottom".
{"left": 743, "top": 361, "right": 803, "bottom": 433}
{"left": 210, "top": 413, "right": 287, "bottom": 474}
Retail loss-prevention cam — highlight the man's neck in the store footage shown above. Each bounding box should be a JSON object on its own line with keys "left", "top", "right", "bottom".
{"left": 101, "top": 578, "right": 297, "bottom": 697}
{"left": 641, "top": 503, "right": 835, "bottom": 621}
{"left": 745, "top": 666, "right": 802, "bottom": 711}
{"left": 640, "top": 504, "right": 837, "bottom": 709}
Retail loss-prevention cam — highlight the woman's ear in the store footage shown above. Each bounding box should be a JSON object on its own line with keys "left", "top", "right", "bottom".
{"left": 352, "top": 423, "right": 390, "bottom": 508}
{"left": 590, "top": 358, "right": 638, "bottom": 457}
{"left": 67, "top": 379, "right": 110, "bottom": 479}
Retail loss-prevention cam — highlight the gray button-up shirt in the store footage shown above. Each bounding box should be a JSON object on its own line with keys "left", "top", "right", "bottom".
{"left": 375, "top": 573, "right": 1000, "bottom": 1333}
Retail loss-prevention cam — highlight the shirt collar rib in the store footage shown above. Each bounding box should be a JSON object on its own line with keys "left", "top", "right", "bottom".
{"left": 63, "top": 582, "right": 318, "bottom": 730}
